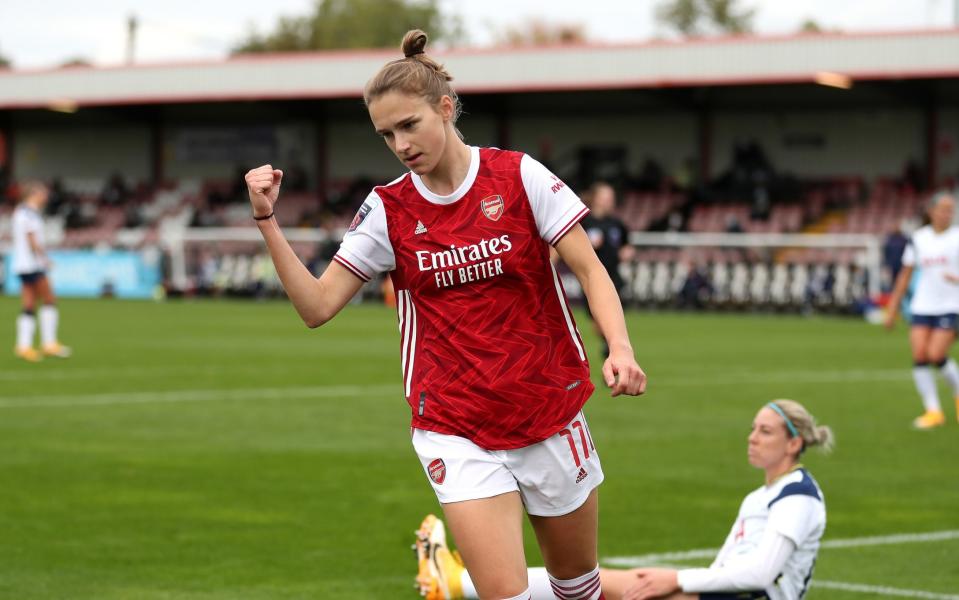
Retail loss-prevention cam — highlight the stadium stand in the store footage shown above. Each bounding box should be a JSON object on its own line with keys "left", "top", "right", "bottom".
{"left": 1, "top": 29, "right": 957, "bottom": 308}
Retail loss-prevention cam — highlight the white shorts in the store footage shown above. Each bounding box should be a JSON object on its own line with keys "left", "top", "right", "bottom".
{"left": 412, "top": 411, "right": 604, "bottom": 517}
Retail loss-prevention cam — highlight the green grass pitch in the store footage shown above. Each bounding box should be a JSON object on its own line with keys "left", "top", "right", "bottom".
{"left": 0, "top": 296, "right": 957, "bottom": 598}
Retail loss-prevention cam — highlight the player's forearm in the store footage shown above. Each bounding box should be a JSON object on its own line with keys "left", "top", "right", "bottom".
{"left": 678, "top": 556, "right": 777, "bottom": 592}
{"left": 582, "top": 268, "right": 632, "bottom": 353}
{"left": 27, "top": 234, "right": 46, "bottom": 263}
{"left": 887, "top": 268, "right": 912, "bottom": 317}
{"left": 256, "top": 218, "right": 329, "bottom": 327}
{"left": 677, "top": 532, "right": 793, "bottom": 592}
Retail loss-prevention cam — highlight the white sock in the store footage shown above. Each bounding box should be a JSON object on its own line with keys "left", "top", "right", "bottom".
{"left": 39, "top": 305, "right": 58, "bottom": 346}
{"left": 912, "top": 364, "right": 942, "bottom": 412}
{"left": 502, "top": 587, "right": 531, "bottom": 600}
{"left": 548, "top": 565, "right": 602, "bottom": 600}
{"left": 462, "top": 567, "right": 556, "bottom": 600}
{"left": 528, "top": 567, "right": 556, "bottom": 600}
{"left": 937, "top": 359, "right": 959, "bottom": 396}
{"left": 461, "top": 571, "right": 478, "bottom": 599}
{"left": 16, "top": 312, "right": 36, "bottom": 349}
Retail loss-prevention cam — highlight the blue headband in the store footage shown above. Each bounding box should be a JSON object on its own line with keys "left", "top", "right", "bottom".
{"left": 767, "top": 402, "right": 800, "bottom": 438}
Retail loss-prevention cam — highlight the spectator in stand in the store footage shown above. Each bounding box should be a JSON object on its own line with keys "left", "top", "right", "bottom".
{"left": 671, "top": 157, "right": 695, "bottom": 192}
{"left": 634, "top": 156, "right": 665, "bottom": 192}
{"left": 100, "top": 172, "right": 130, "bottom": 206}
{"left": 282, "top": 162, "right": 309, "bottom": 192}
{"left": 714, "top": 139, "right": 776, "bottom": 207}
{"left": 45, "top": 178, "right": 68, "bottom": 215}
{"left": 124, "top": 197, "right": 146, "bottom": 228}
{"left": 666, "top": 210, "right": 685, "bottom": 232}
{"left": 194, "top": 250, "right": 219, "bottom": 296}
{"left": 190, "top": 196, "right": 225, "bottom": 228}
{"left": 677, "top": 261, "right": 713, "bottom": 310}
{"left": 64, "top": 195, "right": 97, "bottom": 229}
{"left": 231, "top": 166, "right": 252, "bottom": 203}
{"left": 725, "top": 215, "right": 744, "bottom": 234}
{"left": 750, "top": 169, "right": 772, "bottom": 221}
{"left": 901, "top": 158, "right": 925, "bottom": 193}
{"left": 803, "top": 267, "right": 835, "bottom": 315}
{"left": 330, "top": 175, "right": 376, "bottom": 216}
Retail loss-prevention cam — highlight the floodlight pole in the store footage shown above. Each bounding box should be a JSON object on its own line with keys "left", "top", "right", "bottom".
{"left": 126, "top": 15, "right": 138, "bottom": 65}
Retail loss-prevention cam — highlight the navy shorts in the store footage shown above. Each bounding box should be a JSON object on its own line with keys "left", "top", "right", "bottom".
{"left": 701, "top": 593, "right": 768, "bottom": 600}
{"left": 17, "top": 271, "right": 46, "bottom": 285}
{"left": 911, "top": 313, "right": 959, "bottom": 330}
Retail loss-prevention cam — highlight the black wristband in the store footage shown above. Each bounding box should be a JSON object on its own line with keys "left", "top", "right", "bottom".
{"left": 253, "top": 211, "right": 274, "bottom": 221}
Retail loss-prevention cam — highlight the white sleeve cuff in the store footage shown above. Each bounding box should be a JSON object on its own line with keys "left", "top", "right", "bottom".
{"left": 547, "top": 205, "right": 589, "bottom": 245}
{"left": 333, "top": 249, "right": 373, "bottom": 282}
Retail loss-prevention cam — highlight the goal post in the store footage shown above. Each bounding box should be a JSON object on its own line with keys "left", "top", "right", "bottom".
{"left": 622, "top": 232, "right": 883, "bottom": 311}
{"left": 164, "top": 226, "right": 340, "bottom": 294}
{"left": 163, "top": 227, "right": 883, "bottom": 313}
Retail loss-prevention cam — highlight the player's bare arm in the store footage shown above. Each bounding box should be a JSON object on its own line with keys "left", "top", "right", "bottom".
{"left": 884, "top": 264, "right": 913, "bottom": 329}
{"left": 26, "top": 231, "right": 47, "bottom": 267}
{"left": 555, "top": 225, "right": 646, "bottom": 397}
{"left": 246, "top": 165, "right": 363, "bottom": 327}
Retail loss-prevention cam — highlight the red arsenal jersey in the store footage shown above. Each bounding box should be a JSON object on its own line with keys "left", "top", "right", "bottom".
{"left": 334, "top": 147, "right": 593, "bottom": 450}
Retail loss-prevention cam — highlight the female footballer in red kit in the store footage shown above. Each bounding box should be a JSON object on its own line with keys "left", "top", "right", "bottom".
{"left": 245, "top": 30, "right": 646, "bottom": 600}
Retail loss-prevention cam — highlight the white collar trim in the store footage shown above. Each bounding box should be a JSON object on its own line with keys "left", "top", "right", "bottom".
{"left": 410, "top": 146, "right": 479, "bottom": 206}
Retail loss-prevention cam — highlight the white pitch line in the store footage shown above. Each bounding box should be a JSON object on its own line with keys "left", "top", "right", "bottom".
{"left": 603, "top": 529, "right": 959, "bottom": 567}
{"left": 0, "top": 384, "right": 400, "bottom": 408}
{"left": 604, "top": 547, "right": 717, "bottom": 566}
{"left": 0, "top": 364, "right": 309, "bottom": 381}
{"left": 821, "top": 530, "right": 959, "bottom": 548}
{"left": 813, "top": 580, "right": 959, "bottom": 599}
{"left": 659, "top": 368, "right": 911, "bottom": 387}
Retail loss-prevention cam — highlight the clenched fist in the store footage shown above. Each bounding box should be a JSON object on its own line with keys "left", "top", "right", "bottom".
{"left": 245, "top": 165, "right": 284, "bottom": 219}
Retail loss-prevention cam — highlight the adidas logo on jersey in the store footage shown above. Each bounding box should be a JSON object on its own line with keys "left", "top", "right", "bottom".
{"left": 414, "top": 220, "right": 428, "bottom": 235}
{"left": 575, "top": 467, "right": 588, "bottom": 484}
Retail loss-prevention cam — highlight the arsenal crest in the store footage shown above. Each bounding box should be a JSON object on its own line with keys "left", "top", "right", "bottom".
{"left": 428, "top": 458, "right": 446, "bottom": 484}
{"left": 480, "top": 195, "right": 505, "bottom": 221}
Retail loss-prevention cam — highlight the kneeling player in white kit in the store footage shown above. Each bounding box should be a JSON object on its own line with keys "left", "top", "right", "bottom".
{"left": 885, "top": 191, "right": 959, "bottom": 429}
{"left": 416, "top": 400, "right": 832, "bottom": 600}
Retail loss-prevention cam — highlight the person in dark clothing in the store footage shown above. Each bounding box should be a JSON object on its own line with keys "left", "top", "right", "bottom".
{"left": 582, "top": 182, "right": 630, "bottom": 293}
{"left": 580, "top": 181, "right": 634, "bottom": 357}
{"left": 882, "top": 223, "right": 909, "bottom": 291}
{"left": 678, "top": 262, "right": 713, "bottom": 309}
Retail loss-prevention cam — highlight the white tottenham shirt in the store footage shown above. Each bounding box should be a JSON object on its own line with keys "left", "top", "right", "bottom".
{"left": 677, "top": 468, "right": 826, "bottom": 600}
{"left": 901, "top": 225, "right": 959, "bottom": 315}
{"left": 11, "top": 205, "right": 45, "bottom": 274}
